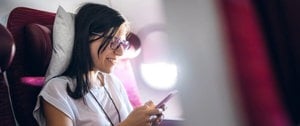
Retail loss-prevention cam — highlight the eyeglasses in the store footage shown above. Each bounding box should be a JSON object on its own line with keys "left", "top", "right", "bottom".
{"left": 92, "top": 32, "right": 130, "bottom": 50}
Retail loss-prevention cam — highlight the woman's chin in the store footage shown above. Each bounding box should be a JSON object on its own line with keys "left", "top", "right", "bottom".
{"left": 104, "top": 67, "right": 115, "bottom": 74}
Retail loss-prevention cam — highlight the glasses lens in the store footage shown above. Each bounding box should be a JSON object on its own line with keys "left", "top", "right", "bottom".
{"left": 122, "top": 41, "right": 130, "bottom": 50}
{"left": 110, "top": 39, "right": 130, "bottom": 50}
{"left": 110, "top": 40, "right": 119, "bottom": 50}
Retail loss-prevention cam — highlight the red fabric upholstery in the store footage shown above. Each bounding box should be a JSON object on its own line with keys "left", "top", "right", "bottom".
{"left": 21, "top": 77, "right": 45, "bottom": 87}
{"left": 0, "top": 23, "right": 15, "bottom": 72}
{"left": 0, "top": 23, "right": 17, "bottom": 126}
{"left": 25, "top": 24, "right": 53, "bottom": 75}
{"left": 219, "top": 0, "right": 291, "bottom": 125}
{"left": 6, "top": 7, "right": 56, "bottom": 126}
{"left": 0, "top": 75, "right": 16, "bottom": 126}
{"left": 6, "top": 6, "right": 142, "bottom": 125}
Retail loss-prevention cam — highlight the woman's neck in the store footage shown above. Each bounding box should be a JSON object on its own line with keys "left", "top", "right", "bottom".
{"left": 88, "top": 70, "right": 104, "bottom": 87}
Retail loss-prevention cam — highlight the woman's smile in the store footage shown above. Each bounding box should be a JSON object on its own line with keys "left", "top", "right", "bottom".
{"left": 107, "top": 57, "right": 117, "bottom": 65}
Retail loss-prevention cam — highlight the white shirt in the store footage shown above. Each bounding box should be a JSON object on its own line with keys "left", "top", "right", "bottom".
{"left": 33, "top": 72, "right": 133, "bottom": 126}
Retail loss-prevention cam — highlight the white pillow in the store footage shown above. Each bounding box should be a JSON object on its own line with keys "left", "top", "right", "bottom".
{"left": 45, "top": 6, "right": 74, "bottom": 82}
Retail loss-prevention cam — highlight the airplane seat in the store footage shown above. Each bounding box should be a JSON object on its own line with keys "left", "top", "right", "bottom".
{"left": 0, "top": 23, "right": 17, "bottom": 126}
{"left": 6, "top": 7, "right": 55, "bottom": 126}
{"left": 6, "top": 7, "right": 142, "bottom": 126}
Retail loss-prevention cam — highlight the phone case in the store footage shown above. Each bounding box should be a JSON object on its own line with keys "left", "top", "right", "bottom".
{"left": 156, "top": 90, "right": 178, "bottom": 108}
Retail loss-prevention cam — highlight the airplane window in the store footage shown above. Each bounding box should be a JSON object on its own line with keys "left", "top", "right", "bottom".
{"left": 140, "top": 62, "right": 177, "bottom": 90}
{"left": 135, "top": 24, "right": 178, "bottom": 90}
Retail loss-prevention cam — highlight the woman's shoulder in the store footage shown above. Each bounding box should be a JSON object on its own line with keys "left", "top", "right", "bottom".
{"left": 43, "top": 76, "right": 73, "bottom": 91}
{"left": 46, "top": 76, "right": 72, "bottom": 84}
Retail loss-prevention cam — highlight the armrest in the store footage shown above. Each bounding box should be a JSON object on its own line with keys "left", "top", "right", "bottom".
{"left": 160, "top": 118, "right": 184, "bottom": 126}
{"left": 20, "top": 77, "right": 45, "bottom": 87}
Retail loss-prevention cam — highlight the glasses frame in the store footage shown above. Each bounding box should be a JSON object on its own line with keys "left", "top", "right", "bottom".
{"left": 91, "top": 32, "right": 130, "bottom": 50}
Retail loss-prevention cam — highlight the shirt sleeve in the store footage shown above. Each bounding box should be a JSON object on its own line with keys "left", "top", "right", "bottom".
{"left": 33, "top": 77, "right": 75, "bottom": 126}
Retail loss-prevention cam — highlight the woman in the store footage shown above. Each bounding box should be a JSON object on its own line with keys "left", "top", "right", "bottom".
{"left": 33, "top": 3, "right": 163, "bottom": 126}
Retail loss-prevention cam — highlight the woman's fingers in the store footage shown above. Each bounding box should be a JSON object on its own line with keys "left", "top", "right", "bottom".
{"left": 140, "top": 100, "right": 167, "bottom": 125}
{"left": 152, "top": 114, "right": 165, "bottom": 126}
{"left": 159, "top": 104, "right": 167, "bottom": 111}
{"left": 144, "top": 100, "right": 155, "bottom": 108}
{"left": 149, "top": 115, "right": 157, "bottom": 121}
{"left": 146, "top": 107, "right": 163, "bottom": 116}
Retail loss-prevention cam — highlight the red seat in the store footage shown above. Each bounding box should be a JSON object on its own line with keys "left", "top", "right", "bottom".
{"left": 0, "top": 23, "right": 17, "bottom": 126}
{"left": 6, "top": 7, "right": 55, "bottom": 126}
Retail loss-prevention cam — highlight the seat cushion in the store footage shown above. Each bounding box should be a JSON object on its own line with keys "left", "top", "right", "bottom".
{"left": 45, "top": 6, "right": 75, "bottom": 82}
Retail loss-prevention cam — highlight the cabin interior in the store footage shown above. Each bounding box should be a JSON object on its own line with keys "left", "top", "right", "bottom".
{"left": 1, "top": 0, "right": 300, "bottom": 126}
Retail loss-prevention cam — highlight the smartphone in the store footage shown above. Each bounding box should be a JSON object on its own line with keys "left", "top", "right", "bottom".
{"left": 156, "top": 90, "right": 178, "bottom": 108}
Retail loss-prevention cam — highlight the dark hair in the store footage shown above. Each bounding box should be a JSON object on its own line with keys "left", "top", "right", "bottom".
{"left": 62, "top": 3, "right": 126, "bottom": 99}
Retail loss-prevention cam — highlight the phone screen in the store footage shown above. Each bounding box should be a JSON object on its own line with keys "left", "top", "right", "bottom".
{"left": 156, "top": 90, "right": 178, "bottom": 108}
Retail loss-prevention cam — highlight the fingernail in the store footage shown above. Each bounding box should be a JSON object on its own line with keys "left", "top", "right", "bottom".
{"left": 164, "top": 106, "right": 168, "bottom": 110}
{"left": 149, "top": 115, "right": 157, "bottom": 121}
{"left": 158, "top": 108, "right": 163, "bottom": 113}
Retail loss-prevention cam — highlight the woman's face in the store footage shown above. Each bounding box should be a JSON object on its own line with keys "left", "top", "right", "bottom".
{"left": 90, "top": 23, "right": 128, "bottom": 73}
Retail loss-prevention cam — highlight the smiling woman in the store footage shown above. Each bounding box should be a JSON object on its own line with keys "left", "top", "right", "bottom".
{"left": 89, "top": 23, "right": 130, "bottom": 73}
{"left": 32, "top": 3, "right": 164, "bottom": 126}
{"left": 1, "top": 0, "right": 185, "bottom": 125}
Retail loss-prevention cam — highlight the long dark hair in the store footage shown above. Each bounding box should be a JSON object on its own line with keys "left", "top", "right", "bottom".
{"left": 62, "top": 3, "right": 126, "bottom": 99}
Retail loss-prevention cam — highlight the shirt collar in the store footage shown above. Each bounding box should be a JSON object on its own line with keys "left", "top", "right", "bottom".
{"left": 90, "top": 70, "right": 111, "bottom": 88}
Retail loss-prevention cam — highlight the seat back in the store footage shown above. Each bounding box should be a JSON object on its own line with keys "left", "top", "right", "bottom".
{"left": 0, "top": 23, "right": 17, "bottom": 126}
{"left": 7, "top": 7, "right": 56, "bottom": 126}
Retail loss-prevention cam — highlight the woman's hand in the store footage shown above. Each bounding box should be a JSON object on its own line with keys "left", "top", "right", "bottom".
{"left": 119, "top": 101, "right": 164, "bottom": 126}
{"left": 151, "top": 104, "right": 166, "bottom": 126}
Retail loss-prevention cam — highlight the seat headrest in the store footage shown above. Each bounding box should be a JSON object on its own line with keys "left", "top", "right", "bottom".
{"left": 6, "top": 7, "right": 55, "bottom": 76}
{"left": 0, "top": 24, "right": 15, "bottom": 72}
{"left": 24, "top": 23, "right": 53, "bottom": 74}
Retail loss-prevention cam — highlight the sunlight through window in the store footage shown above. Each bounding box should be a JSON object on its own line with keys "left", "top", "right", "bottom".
{"left": 141, "top": 62, "right": 177, "bottom": 90}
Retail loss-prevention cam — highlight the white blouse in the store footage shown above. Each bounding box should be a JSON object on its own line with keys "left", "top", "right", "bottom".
{"left": 33, "top": 72, "right": 133, "bottom": 126}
